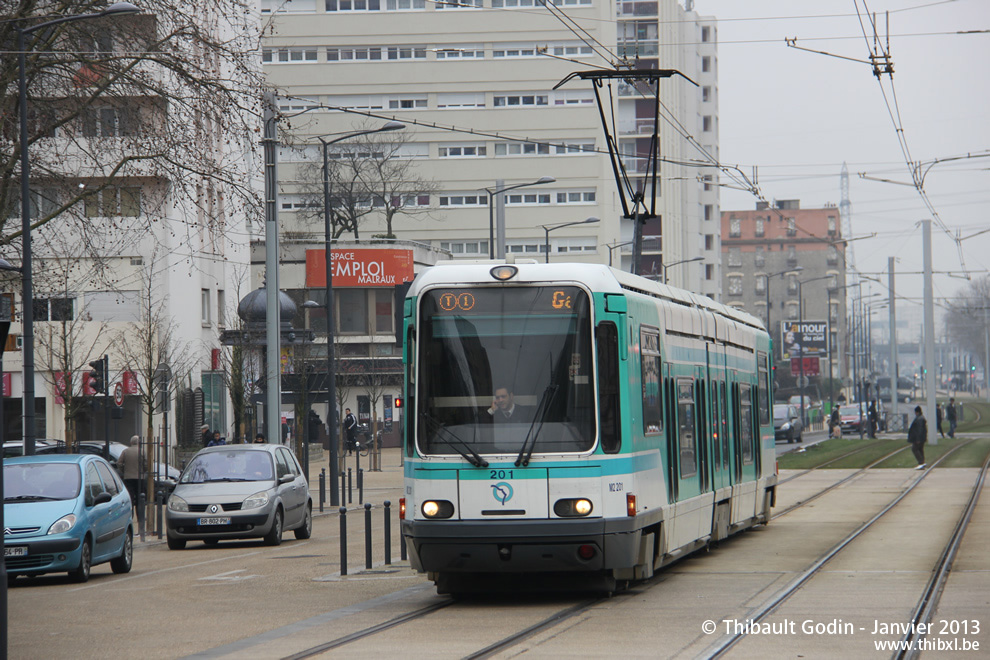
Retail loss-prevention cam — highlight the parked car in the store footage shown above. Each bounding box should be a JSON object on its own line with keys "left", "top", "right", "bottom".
{"left": 4, "top": 454, "right": 133, "bottom": 583}
{"left": 773, "top": 404, "right": 804, "bottom": 443}
{"left": 2, "top": 440, "right": 55, "bottom": 459}
{"left": 35, "top": 441, "right": 179, "bottom": 498}
{"left": 839, "top": 406, "right": 865, "bottom": 433}
{"left": 165, "top": 444, "right": 312, "bottom": 549}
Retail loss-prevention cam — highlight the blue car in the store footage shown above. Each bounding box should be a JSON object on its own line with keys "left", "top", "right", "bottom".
{"left": 4, "top": 454, "right": 133, "bottom": 583}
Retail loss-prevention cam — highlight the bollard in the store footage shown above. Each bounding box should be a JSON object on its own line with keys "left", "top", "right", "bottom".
{"left": 347, "top": 468, "right": 353, "bottom": 504}
{"left": 319, "top": 469, "right": 326, "bottom": 513}
{"left": 137, "top": 491, "right": 146, "bottom": 542}
{"left": 156, "top": 491, "right": 163, "bottom": 540}
{"left": 341, "top": 470, "right": 346, "bottom": 505}
{"left": 364, "top": 503, "right": 373, "bottom": 570}
{"left": 383, "top": 500, "right": 392, "bottom": 565}
{"left": 339, "top": 507, "right": 348, "bottom": 576}
{"left": 358, "top": 468, "right": 364, "bottom": 505}
{"left": 400, "top": 527, "right": 407, "bottom": 562}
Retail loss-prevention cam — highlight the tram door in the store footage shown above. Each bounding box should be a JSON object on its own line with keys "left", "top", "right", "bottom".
{"left": 707, "top": 344, "right": 732, "bottom": 492}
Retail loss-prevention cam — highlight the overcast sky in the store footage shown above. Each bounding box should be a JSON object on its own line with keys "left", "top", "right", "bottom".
{"left": 696, "top": 0, "right": 989, "bottom": 322}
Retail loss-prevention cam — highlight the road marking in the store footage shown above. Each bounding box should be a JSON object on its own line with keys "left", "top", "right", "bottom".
{"left": 199, "top": 569, "right": 260, "bottom": 582}
{"left": 67, "top": 550, "right": 263, "bottom": 592}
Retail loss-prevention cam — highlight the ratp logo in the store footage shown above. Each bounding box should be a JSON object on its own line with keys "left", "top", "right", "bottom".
{"left": 491, "top": 482, "right": 513, "bottom": 505}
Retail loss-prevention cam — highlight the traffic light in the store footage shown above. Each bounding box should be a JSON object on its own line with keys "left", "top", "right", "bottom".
{"left": 394, "top": 396, "right": 403, "bottom": 409}
{"left": 88, "top": 356, "right": 107, "bottom": 394}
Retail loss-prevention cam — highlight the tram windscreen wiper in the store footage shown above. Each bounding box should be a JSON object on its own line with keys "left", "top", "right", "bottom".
{"left": 422, "top": 413, "right": 489, "bottom": 468}
{"left": 515, "top": 383, "right": 558, "bottom": 467}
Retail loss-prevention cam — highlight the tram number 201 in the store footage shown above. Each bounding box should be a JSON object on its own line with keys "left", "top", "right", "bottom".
{"left": 489, "top": 470, "right": 514, "bottom": 480}
{"left": 608, "top": 482, "right": 624, "bottom": 492}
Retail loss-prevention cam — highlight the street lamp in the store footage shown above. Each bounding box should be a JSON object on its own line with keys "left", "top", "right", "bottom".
{"left": 315, "top": 120, "right": 403, "bottom": 507}
{"left": 662, "top": 256, "right": 704, "bottom": 285}
{"left": 17, "top": 3, "right": 140, "bottom": 459}
{"left": 605, "top": 240, "right": 632, "bottom": 267}
{"left": 485, "top": 177, "right": 555, "bottom": 259}
{"left": 796, "top": 275, "right": 831, "bottom": 425}
{"left": 764, "top": 266, "right": 803, "bottom": 346}
{"left": 542, "top": 217, "right": 600, "bottom": 263}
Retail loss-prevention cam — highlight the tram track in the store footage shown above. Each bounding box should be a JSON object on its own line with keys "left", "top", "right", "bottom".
{"left": 776, "top": 438, "right": 891, "bottom": 486}
{"left": 704, "top": 440, "right": 978, "bottom": 658}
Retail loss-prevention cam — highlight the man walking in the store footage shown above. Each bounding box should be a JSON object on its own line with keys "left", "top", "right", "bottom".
{"left": 946, "top": 397, "right": 957, "bottom": 438}
{"left": 344, "top": 408, "right": 357, "bottom": 454}
{"left": 118, "top": 435, "right": 142, "bottom": 507}
{"left": 907, "top": 405, "right": 927, "bottom": 470}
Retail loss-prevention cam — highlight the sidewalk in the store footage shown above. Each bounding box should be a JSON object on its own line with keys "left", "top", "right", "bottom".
{"left": 305, "top": 447, "right": 406, "bottom": 515}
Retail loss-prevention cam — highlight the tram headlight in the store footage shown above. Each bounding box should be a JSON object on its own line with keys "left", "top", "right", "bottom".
{"left": 490, "top": 265, "right": 518, "bottom": 281}
{"left": 421, "top": 500, "right": 454, "bottom": 519}
{"left": 553, "top": 498, "right": 594, "bottom": 517}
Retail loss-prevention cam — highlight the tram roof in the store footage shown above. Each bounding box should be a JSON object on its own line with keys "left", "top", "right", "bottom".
{"left": 408, "top": 261, "right": 766, "bottom": 334}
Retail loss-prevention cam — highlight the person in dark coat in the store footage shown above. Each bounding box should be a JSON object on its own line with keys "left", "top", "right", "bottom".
{"left": 946, "top": 397, "right": 957, "bottom": 438}
{"left": 344, "top": 408, "right": 358, "bottom": 453}
{"left": 201, "top": 424, "right": 211, "bottom": 447}
{"left": 907, "top": 405, "right": 927, "bottom": 470}
{"left": 118, "top": 435, "right": 142, "bottom": 507}
{"left": 936, "top": 403, "right": 944, "bottom": 438}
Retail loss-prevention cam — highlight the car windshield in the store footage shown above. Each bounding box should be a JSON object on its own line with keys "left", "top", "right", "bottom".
{"left": 4, "top": 462, "right": 81, "bottom": 501}
{"left": 773, "top": 405, "right": 790, "bottom": 420}
{"left": 180, "top": 450, "right": 274, "bottom": 484}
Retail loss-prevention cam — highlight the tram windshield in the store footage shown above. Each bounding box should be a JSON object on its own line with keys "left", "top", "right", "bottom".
{"left": 416, "top": 285, "right": 596, "bottom": 457}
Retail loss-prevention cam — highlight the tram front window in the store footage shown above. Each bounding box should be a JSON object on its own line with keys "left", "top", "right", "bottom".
{"left": 417, "top": 286, "right": 595, "bottom": 457}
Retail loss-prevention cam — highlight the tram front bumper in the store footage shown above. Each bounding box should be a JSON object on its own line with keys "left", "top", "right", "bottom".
{"left": 401, "top": 517, "right": 647, "bottom": 574}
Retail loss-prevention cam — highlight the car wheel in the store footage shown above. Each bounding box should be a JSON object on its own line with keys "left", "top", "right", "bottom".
{"left": 110, "top": 528, "right": 133, "bottom": 574}
{"left": 203, "top": 539, "right": 220, "bottom": 546}
{"left": 167, "top": 536, "right": 186, "bottom": 550}
{"left": 797, "top": 433, "right": 803, "bottom": 443}
{"left": 294, "top": 503, "right": 313, "bottom": 540}
{"left": 264, "top": 508, "right": 283, "bottom": 546}
{"left": 71, "top": 538, "right": 92, "bottom": 583}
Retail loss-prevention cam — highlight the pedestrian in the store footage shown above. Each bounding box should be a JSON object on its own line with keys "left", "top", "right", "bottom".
{"left": 118, "top": 435, "right": 142, "bottom": 507}
{"left": 946, "top": 397, "right": 957, "bottom": 438}
{"left": 344, "top": 407, "right": 357, "bottom": 453}
{"left": 829, "top": 406, "right": 841, "bottom": 439}
{"left": 907, "top": 405, "right": 927, "bottom": 470}
{"left": 208, "top": 430, "right": 223, "bottom": 447}
{"left": 254, "top": 432, "right": 266, "bottom": 444}
{"left": 867, "top": 401, "right": 878, "bottom": 439}
{"left": 936, "top": 402, "right": 944, "bottom": 438}
{"left": 200, "top": 423, "right": 211, "bottom": 447}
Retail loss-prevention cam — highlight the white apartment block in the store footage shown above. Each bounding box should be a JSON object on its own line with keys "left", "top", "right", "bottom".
{"left": 261, "top": 0, "right": 720, "bottom": 297}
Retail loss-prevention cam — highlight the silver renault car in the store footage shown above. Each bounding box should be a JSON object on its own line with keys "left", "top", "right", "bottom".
{"left": 165, "top": 444, "right": 312, "bottom": 549}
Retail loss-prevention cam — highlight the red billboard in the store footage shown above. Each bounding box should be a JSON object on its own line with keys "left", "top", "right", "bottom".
{"left": 790, "top": 357, "right": 820, "bottom": 376}
{"left": 305, "top": 248, "right": 414, "bottom": 288}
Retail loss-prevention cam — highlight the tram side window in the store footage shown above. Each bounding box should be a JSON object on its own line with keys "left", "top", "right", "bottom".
{"left": 757, "top": 351, "right": 770, "bottom": 425}
{"left": 405, "top": 325, "right": 415, "bottom": 457}
{"left": 740, "top": 384, "right": 754, "bottom": 464}
{"left": 677, "top": 379, "right": 697, "bottom": 478}
{"left": 640, "top": 327, "right": 662, "bottom": 435}
{"left": 597, "top": 321, "right": 621, "bottom": 453}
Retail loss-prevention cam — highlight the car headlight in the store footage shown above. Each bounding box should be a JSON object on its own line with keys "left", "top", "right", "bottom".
{"left": 167, "top": 495, "right": 189, "bottom": 512}
{"left": 243, "top": 491, "right": 270, "bottom": 510}
{"left": 48, "top": 514, "right": 76, "bottom": 535}
{"left": 781, "top": 422, "right": 791, "bottom": 431}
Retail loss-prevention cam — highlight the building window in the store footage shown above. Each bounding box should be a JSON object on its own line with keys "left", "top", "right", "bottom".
{"left": 33, "top": 297, "right": 75, "bottom": 322}
{"left": 326, "top": 46, "right": 383, "bottom": 61}
{"left": 436, "top": 0, "right": 482, "bottom": 7}
{"left": 438, "top": 144, "right": 486, "bottom": 158}
{"left": 555, "top": 191, "right": 596, "bottom": 204}
{"left": 705, "top": 264, "right": 714, "bottom": 280}
{"left": 701, "top": 25, "right": 711, "bottom": 42}
{"left": 494, "top": 141, "right": 551, "bottom": 156}
{"left": 786, "top": 217, "right": 796, "bottom": 236}
{"left": 438, "top": 194, "right": 485, "bottom": 207}
{"left": 728, "top": 247, "right": 741, "bottom": 267}
{"left": 81, "top": 107, "right": 134, "bottom": 137}
{"left": 702, "top": 174, "right": 713, "bottom": 191}
{"left": 754, "top": 247, "right": 765, "bottom": 267}
{"left": 437, "top": 92, "right": 485, "bottom": 108}
{"left": 755, "top": 218, "right": 764, "bottom": 237}
{"left": 827, "top": 245, "right": 839, "bottom": 265}
{"left": 705, "top": 234, "right": 713, "bottom": 250}
{"left": 787, "top": 245, "right": 797, "bottom": 266}
{"left": 787, "top": 274, "right": 798, "bottom": 294}
{"left": 325, "top": 0, "right": 382, "bottom": 9}
{"left": 728, "top": 275, "right": 742, "bottom": 296}
{"left": 702, "top": 115, "right": 712, "bottom": 132}
{"left": 385, "top": 0, "right": 425, "bottom": 8}
{"left": 704, "top": 204, "right": 714, "bottom": 221}
{"left": 82, "top": 187, "right": 141, "bottom": 217}
{"left": 729, "top": 217, "right": 741, "bottom": 238}
{"left": 435, "top": 46, "right": 484, "bottom": 59}
{"left": 263, "top": 47, "right": 319, "bottom": 63}
{"left": 439, "top": 240, "right": 489, "bottom": 256}
{"left": 828, "top": 273, "right": 838, "bottom": 290}
{"left": 701, "top": 56, "right": 711, "bottom": 72}
{"left": 387, "top": 96, "right": 427, "bottom": 110}
{"left": 493, "top": 94, "right": 548, "bottom": 107}
{"left": 201, "top": 289, "right": 211, "bottom": 325}
{"left": 828, "top": 215, "right": 837, "bottom": 235}
{"left": 386, "top": 46, "right": 427, "bottom": 60}
{"left": 786, "top": 303, "right": 798, "bottom": 320}
{"left": 702, "top": 85, "right": 711, "bottom": 102}
{"left": 755, "top": 274, "right": 767, "bottom": 294}
{"left": 338, "top": 289, "right": 369, "bottom": 334}
{"left": 506, "top": 193, "right": 551, "bottom": 206}
{"left": 492, "top": 45, "right": 538, "bottom": 58}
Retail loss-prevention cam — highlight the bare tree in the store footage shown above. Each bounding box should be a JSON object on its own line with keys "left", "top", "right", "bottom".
{"left": 115, "top": 252, "right": 192, "bottom": 514}
{"left": 947, "top": 276, "right": 990, "bottom": 376}
{"left": 290, "top": 126, "right": 436, "bottom": 241}
{"left": 0, "top": 1, "right": 264, "bottom": 265}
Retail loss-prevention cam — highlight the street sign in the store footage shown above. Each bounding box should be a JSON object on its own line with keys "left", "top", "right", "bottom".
{"left": 113, "top": 382, "right": 124, "bottom": 407}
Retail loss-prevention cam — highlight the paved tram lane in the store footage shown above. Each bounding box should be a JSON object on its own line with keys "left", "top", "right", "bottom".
{"left": 8, "top": 457, "right": 990, "bottom": 658}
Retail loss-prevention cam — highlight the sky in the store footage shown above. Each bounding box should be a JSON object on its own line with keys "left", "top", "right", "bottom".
{"left": 695, "top": 0, "right": 990, "bottom": 326}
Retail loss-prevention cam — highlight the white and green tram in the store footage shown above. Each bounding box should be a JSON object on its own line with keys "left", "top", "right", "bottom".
{"left": 399, "top": 262, "right": 776, "bottom": 593}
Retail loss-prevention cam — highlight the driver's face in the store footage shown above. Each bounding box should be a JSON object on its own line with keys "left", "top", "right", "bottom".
{"left": 494, "top": 388, "right": 512, "bottom": 410}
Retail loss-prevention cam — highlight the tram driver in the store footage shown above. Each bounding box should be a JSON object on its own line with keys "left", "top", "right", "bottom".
{"left": 486, "top": 385, "right": 530, "bottom": 423}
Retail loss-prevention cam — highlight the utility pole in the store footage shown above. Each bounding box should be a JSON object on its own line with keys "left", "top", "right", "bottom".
{"left": 888, "top": 257, "right": 898, "bottom": 430}
{"left": 923, "top": 220, "right": 937, "bottom": 445}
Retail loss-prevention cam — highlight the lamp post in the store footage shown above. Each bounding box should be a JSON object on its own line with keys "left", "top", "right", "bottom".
{"left": 485, "top": 177, "right": 555, "bottom": 259}
{"left": 17, "top": 2, "right": 140, "bottom": 458}
{"left": 764, "top": 266, "right": 802, "bottom": 352}
{"left": 662, "top": 256, "right": 703, "bottom": 285}
{"left": 605, "top": 241, "right": 632, "bottom": 267}
{"left": 796, "top": 275, "right": 831, "bottom": 426}
{"left": 827, "top": 281, "right": 862, "bottom": 411}
{"left": 316, "top": 121, "right": 403, "bottom": 506}
{"left": 542, "top": 217, "right": 600, "bottom": 263}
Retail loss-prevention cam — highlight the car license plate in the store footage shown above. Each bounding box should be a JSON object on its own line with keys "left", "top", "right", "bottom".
{"left": 4, "top": 546, "right": 27, "bottom": 557}
{"left": 197, "top": 517, "right": 230, "bottom": 526}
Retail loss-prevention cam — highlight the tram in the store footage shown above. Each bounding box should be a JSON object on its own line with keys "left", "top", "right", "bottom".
{"left": 398, "top": 262, "right": 777, "bottom": 592}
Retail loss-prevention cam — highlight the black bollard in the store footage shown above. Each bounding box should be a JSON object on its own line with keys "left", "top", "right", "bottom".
{"left": 358, "top": 468, "right": 364, "bottom": 505}
{"left": 339, "top": 507, "right": 348, "bottom": 576}
{"left": 400, "top": 527, "right": 407, "bottom": 562}
{"left": 319, "top": 469, "right": 326, "bottom": 513}
{"left": 341, "top": 470, "right": 346, "bottom": 505}
{"left": 383, "top": 500, "right": 392, "bottom": 565}
{"left": 347, "top": 468, "right": 353, "bottom": 504}
{"left": 138, "top": 491, "right": 146, "bottom": 543}
{"left": 156, "top": 491, "right": 163, "bottom": 540}
{"left": 364, "top": 502, "right": 373, "bottom": 570}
